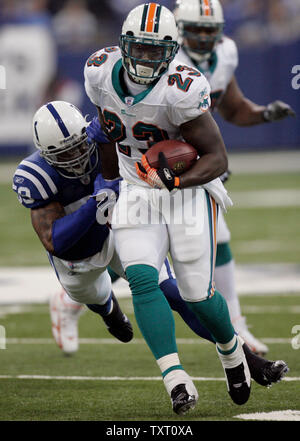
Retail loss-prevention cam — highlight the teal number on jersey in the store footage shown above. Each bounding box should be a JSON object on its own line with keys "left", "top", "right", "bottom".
{"left": 168, "top": 73, "right": 193, "bottom": 92}
{"left": 102, "top": 110, "right": 169, "bottom": 156}
{"left": 102, "top": 109, "right": 126, "bottom": 142}
{"left": 132, "top": 122, "right": 169, "bottom": 149}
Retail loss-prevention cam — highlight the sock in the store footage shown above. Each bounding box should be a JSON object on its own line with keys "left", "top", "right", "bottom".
{"left": 215, "top": 251, "right": 242, "bottom": 322}
{"left": 107, "top": 266, "right": 120, "bottom": 283}
{"left": 216, "top": 335, "right": 244, "bottom": 369}
{"left": 160, "top": 278, "right": 215, "bottom": 343}
{"left": 126, "top": 264, "right": 178, "bottom": 360}
{"left": 86, "top": 292, "right": 113, "bottom": 316}
{"left": 186, "top": 290, "right": 235, "bottom": 344}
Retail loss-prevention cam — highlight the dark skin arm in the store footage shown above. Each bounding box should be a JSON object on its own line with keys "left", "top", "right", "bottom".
{"left": 178, "top": 110, "right": 228, "bottom": 188}
{"left": 96, "top": 106, "right": 120, "bottom": 180}
{"left": 217, "top": 75, "right": 266, "bottom": 126}
{"left": 31, "top": 201, "right": 65, "bottom": 254}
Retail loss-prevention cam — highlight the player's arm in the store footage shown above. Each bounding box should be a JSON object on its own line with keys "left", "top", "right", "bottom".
{"left": 218, "top": 76, "right": 295, "bottom": 126}
{"left": 178, "top": 111, "right": 228, "bottom": 188}
{"left": 96, "top": 106, "right": 120, "bottom": 180}
{"left": 31, "top": 201, "right": 66, "bottom": 254}
{"left": 217, "top": 76, "right": 265, "bottom": 126}
{"left": 30, "top": 173, "right": 109, "bottom": 257}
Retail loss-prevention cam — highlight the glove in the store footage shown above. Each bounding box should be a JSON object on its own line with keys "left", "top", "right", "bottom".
{"left": 263, "top": 100, "right": 296, "bottom": 122}
{"left": 135, "top": 152, "right": 180, "bottom": 192}
{"left": 86, "top": 116, "right": 109, "bottom": 144}
{"left": 219, "top": 169, "right": 231, "bottom": 184}
{"left": 91, "top": 175, "right": 122, "bottom": 225}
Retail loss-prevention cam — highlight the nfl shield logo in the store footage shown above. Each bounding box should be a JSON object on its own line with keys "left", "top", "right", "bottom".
{"left": 125, "top": 96, "right": 134, "bottom": 106}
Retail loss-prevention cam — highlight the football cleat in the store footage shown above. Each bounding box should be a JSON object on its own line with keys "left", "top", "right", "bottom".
{"left": 242, "top": 342, "right": 289, "bottom": 387}
{"left": 234, "top": 316, "right": 269, "bottom": 356}
{"left": 217, "top": 338, "right": 251, "bottom": 405}
{"left": 224, "top": 362, "right": 251, "bottom": 405}
{"left": 50, "top": 290, "right": 85, "bottom": 355}
{"left": 171, "top": 383, "right": 197, "bottom": 415}
{"left": 102, "top": 293, "right": 133, "bottom": 343}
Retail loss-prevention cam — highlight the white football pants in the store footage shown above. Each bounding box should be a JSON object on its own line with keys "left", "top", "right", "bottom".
{"left": 111, "top": 181, "right": 218, "bottom": 302}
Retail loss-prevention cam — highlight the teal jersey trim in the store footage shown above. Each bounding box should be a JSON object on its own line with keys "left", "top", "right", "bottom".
{"left": 205, "top": 191, "right": 215, "bottom": 297}
{"left": 195, "top": 51, "right": 218, "bottom": 76}
{"left": 111, "top": 59, "right": 157, "bottom": 105}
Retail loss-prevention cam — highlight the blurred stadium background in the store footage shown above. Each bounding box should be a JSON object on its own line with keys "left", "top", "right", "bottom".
{"left": 0, "top": 0, "right": 300, "bottom": 155}
{"left": 0, "top": 0, "right": 300, "bottom": 422}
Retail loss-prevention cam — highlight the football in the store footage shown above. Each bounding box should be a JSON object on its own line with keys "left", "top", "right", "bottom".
{"left": 145, "top": 140, "right": 198, "bottom": 176}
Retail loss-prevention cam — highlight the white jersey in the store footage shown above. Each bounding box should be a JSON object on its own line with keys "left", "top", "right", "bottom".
{"left": 84, "top": 46, "right": 211, "bottom": 186}
{"left": 177, "top": 36, "right": 238, "bottom": 110}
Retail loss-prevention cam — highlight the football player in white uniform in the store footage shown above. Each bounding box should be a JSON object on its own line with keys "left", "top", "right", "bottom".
{"left": 84, "top": 2, "right": 255, "bottom": 414}
{"left": 173, "top": 0, "right": 296, "bottom": 355}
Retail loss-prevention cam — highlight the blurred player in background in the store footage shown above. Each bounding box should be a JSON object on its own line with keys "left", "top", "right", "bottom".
{"left": 173, "top": 0, "right": 296, "bottom": 355}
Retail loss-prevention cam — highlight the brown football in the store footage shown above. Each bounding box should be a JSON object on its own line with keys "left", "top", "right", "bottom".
{"left": 145, "top": 140, "right": 198, "bottom": 176}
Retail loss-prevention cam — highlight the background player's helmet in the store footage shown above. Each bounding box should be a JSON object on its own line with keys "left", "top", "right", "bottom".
{"left": 32, "top": 101, "right": 98, "bottom": 179}
{"left": 174, "top": 0, "right": 224, "bottom": 62}
{"left": 120, "top": 3, "right": 179, "bottom": 85}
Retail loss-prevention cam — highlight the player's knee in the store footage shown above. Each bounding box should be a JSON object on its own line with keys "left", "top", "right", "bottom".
{"left": 126, "top": 264, "right": 160, "bottom": 297}
{"left": 177, "top": 272, "right": 209, "bottom": 302}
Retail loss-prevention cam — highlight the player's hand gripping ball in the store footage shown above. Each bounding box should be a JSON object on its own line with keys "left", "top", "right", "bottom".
{"left": 135, "top": 140, "right": 197, "bottom": 191}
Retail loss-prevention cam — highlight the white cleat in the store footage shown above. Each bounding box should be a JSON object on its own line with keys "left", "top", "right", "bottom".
{"left": 234, "top": 316, "right": 269, "bottom": 356}
{"left": 50, "top": 290, "right": 85, "bottom": 355}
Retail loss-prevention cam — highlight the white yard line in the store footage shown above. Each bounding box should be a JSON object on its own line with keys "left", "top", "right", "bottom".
{"left": 0, "top": 263, "right": 300, "bottom": 305}
{"left": 3, "top": 337, "right": 294, "bottom": 344}
{"left": 0, "top": 374, "right": 298, "bottom": 382}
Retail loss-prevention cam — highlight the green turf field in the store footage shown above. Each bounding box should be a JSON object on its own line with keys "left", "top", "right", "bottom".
{"left": 0, "top": 163, "right": 299, "bottom": 422}
{"left": 0, "top": 297, "right": 299, "bottom": 421}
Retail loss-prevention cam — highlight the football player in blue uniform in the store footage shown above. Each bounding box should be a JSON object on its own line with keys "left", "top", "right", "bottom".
{"left": 12, "top": 100, "right": 134, "bottom": 346}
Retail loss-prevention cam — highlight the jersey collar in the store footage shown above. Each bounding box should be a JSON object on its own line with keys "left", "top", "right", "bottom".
{"left": 111, "top": 59, "right": 158, "bottom": 105}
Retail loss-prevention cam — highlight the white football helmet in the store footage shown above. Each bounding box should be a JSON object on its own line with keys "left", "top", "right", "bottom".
{"left": 119, "top": 3, "right": 179, "bottom": 85}
{"left": 32, "top": 101, "right": 98, "bottom": 179}
{"left": 174, "top": 0, "right": 224, "bottom": 62}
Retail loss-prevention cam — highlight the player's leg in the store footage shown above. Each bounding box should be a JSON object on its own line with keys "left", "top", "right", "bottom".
{"left": 169, "top": 188, "right": 251, "bottom": 405}
{"left": 158, "top": 257, "right": 289, "bottom": 387}
{"left": 49, "top": 288, "right": 85, "bottom": 355}
{"left": 215, "top": 211, "right": 269, "bottom": 355}
{"left": 158, "top": 259, "right": 215, "bottom": 343}
{"left": 112, "top": 185, "right": 198, "bottom": 414}
{"left": 49, "top": 251, "right": 133, "bottom": 343}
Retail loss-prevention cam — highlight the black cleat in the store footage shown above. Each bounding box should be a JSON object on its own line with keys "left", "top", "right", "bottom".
{"left": 224, "top": 362, "right": 251, "bottom": 405}
{"left": 102, "top": 293, "right": 133, "bottom": 343}
{"left": 243, "top": 343, "right": 289, "bottom": 387}
{"left": 171, "top": 383, "right": 197, "bottom": 415}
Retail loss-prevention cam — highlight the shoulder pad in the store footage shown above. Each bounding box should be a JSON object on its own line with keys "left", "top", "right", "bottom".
{"left": 84, "top": 47, "right": 120, "bottom": 86}
{"left": 12, "top": 152, "right": 60, "bottom": 208}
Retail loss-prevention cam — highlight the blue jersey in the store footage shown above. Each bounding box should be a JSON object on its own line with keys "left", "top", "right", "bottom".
{"left": 12, "top": 151, "right": 111, "bottom": 261}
